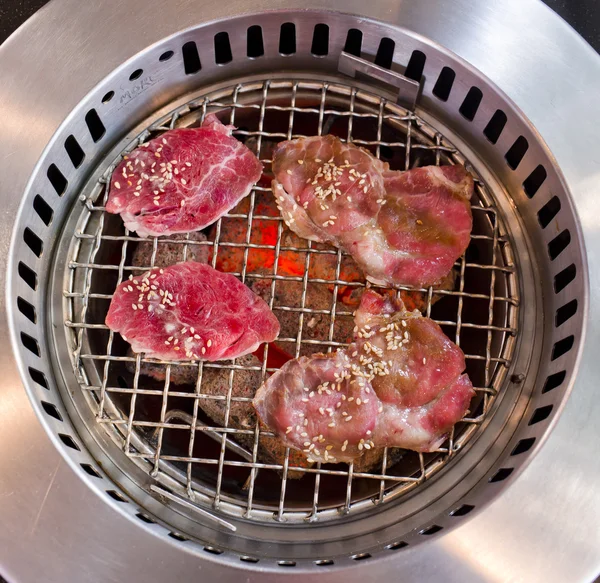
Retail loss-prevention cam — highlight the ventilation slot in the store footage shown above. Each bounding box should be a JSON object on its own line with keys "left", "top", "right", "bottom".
{"left": 374, "top": 37, "right": 395, "bottom": 69}
{"left": 385, "top": 541, "right": 408, "bottom": 550}
{"left": 432, "top": 66, "right": 455, "bottom": 101}
{"left": 459, "top": 87, "right": 483, "bottom": 121}
{"left": 543, "top": 370, "right": 566, "bottom": 393}
{"left": 204, "top": 547, "right": 224, "bottom": 555}
{"left": 483, "top": 109, "right": 507, "bottom": 144}
{"left": 41, "top": 401, "right": 62, "bottom": 421}
{"left": 33, "top": 195, "right": 53, "bottom": 225}
{"left": 523, "top": 164, "right": 547, "bottom": 197}
{"left": 343, "top": 28, "right": 362, "bottom": 56}
{"left": 450, "top": 504, "right": 474, "bottom": 517}
{"left": 18, "top": 262, "right": 37, "bottom": 290}
{"left": 511, "top": 437, "right": 535, "bottom": 456}
{"left": 404, "top": 50, "right": 426, "bottom": 81}
{"left": 278, "top": 561, "right": 297, "bottom": 567}
{"left": 420, "top": 525, "right": 443, "bottom": 535}
{"left": 136, "top": 513, "right": 156, "bottom": 524}
{"left": 159, "top": 50, "right": 174, "bottom": 62}
{"left": 554, "top": 263, "right": 576, "bottom": 293}
{"left": 28, "top": 367, "right": 48, "bottom": 388}
{"left": 17, "top": 297, "right": 36, "bottom": 323}
{"left": 556, "top": 299, "right": 577, "bottom": 327}
{"left": 47, "top": 164, "right": 67, "bottom": 196}
{"left": 538, "top": 196, "right": 561, "bottom": 228}
{"left": 102, "top": 91, "right": 114, "bottom": 103}
{"left": 23, "top": 228, "right": 43, "bottom": 257}
{"left": 85, "top": 109, "right": 105, "bottom": 142}
{"left": 529, "top": 405, "right": 553, "bottom": 425}
{"left": 505, "top": 136, "right": 529, "bottom": 170}
{"left": 240, "top": 556, "right": 260, "bottom": 564}
{"left": 279, "top": 23, "right": 296, "bottom": 55}
{"left": 311, "top": 24, "right": 329, "bottom": 56}
{"left": 58, "top": 433, "right": 80, "bottom": 450}
{"left": 419, "top": 524, "right": 443, "bottom": 536}
{"left": 548, "top": 230, "right": 571, "bottom": 260}
{"left": 315, "top": 559, "right": 334, "bottom": 566}
{"left": 168, "top": 532, "right": 188, "bottom": 542}
{"left": 21, "top": 332, "right": 40, "bottom": 357}
{"left": 552, "top": 335, "right": 574, "bottom": 360}
{"left": 214, "top": 32, "right": 232, "bottom": 64}
{"left": 247, "top": 25, "right": 264, "bottom": 58}
{"left": 64, "top": 135, "right": 85, "bottom": 168}
{"left": 489, "top": 467, "right": 514, "bottom": 482}
{"left": 182, "top": 41, "right": 201, "bottom": 74}
{"left": 129, "top": 68, "right": 143, "bottom": 81}
{"left": 351, "top": 553, "right": 371, "bottom": 561}
{"left": 81, "top": 463, "right": 102, "bottom": 478}
{"left": 107, "top": 490, "right": 127, "bottom": 503}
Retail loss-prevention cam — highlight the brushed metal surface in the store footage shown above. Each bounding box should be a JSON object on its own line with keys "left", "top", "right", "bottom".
{"left": 0, "top": 0, "right": 599, "bottom": 582}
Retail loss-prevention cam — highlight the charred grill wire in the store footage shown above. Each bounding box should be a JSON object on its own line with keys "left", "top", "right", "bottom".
{"left": 65, "top": 79, "right": 519, "bottom": 522}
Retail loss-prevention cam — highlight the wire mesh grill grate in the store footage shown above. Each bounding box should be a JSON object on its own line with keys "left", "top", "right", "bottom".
{"left": 64, "top": 79, "right": 519, "bottom": 522}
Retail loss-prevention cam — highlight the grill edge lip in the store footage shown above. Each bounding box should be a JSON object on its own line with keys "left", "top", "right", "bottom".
{"left": 0, "top": 0, "right": 598, "bottom": 581}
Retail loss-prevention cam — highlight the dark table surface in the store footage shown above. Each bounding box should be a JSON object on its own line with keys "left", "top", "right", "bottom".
{"left": 0, "top": 1, "right": 598, "bottom": 582}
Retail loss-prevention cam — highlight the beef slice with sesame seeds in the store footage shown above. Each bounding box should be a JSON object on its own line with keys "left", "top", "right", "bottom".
{"left": 272, "top": 134, "right": 473, "bottom": 287}
{"left": 253, "top": 289, "right": 474, "bottom": 464}
{"left": 106, "top": 114, "right": 262, "bottom": 237}
{"left": 106, "top": 262, "right": 279, "bottom": 362}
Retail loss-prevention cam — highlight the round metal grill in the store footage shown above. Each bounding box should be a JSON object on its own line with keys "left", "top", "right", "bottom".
{"left": 64, "top": 79, "right": 519, "bottom": 522}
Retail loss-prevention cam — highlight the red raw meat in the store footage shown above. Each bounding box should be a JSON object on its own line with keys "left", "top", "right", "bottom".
{"left": 106, "top": 262, "right": 279, "bottom": 361}
{"left": 106, "top": 114, "right": 262, "bottom": 237}
{"left": 253, "top": 290, "right": 474, "bottom": 463}
{"left": 272, "top": 135, "right": 473, "bottom": 287}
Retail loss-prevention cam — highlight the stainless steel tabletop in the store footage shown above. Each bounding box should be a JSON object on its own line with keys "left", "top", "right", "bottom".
{"left": 0, "top": 0, "right": 599, "bottom": 582}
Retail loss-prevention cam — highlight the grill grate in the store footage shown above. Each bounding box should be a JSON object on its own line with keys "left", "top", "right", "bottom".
{"left": 64, "top": 79, "right": 519, "bottom": 522}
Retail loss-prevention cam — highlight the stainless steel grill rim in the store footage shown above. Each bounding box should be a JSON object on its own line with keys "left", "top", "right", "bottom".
{"left": 4, "top": 4, "right": 589, "bottom": 571}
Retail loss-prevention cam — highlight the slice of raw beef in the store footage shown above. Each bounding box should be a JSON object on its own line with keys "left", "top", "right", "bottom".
{"left": 272, "top": 135, "right": 473, "bottom": 287}
{"left": 106, "top": 262, "right": 279, "bottom": 361}
{"left": 106, "top": 114, "right": 262, "bottom": 237}
{"left": 253, "top": 290, "right": 474, "bottom": 463}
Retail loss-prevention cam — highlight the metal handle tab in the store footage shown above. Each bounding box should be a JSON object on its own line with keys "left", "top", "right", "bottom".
{"left": 151, "top": 485, "right": 237, "bottom": 532}
{"left": 338, "top": 51, "right": 420, "bottom": 111}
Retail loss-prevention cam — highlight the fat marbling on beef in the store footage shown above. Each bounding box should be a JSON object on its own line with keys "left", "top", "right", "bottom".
{"left": 106, "top": 114, "right": 262, "bottom": 237}
{"left": 253, "top": 290, "right": 474, "bottom": 464}
{"left": 106, "top": 262, "right": 279, "bottom": 361}
{"left": 272, "top": 135, "right": 473, "bottom": 287}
